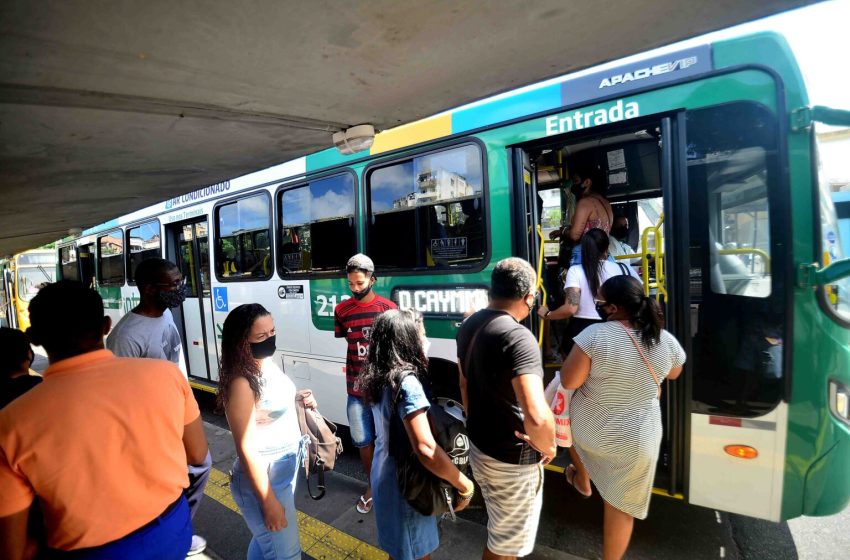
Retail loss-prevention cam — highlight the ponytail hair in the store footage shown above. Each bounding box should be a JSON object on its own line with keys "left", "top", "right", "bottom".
{"left": 600, "top": 275, "right": 663, "bottom": 347}
{"left": 580, "top": 228, "right": 610, "bottom": 299}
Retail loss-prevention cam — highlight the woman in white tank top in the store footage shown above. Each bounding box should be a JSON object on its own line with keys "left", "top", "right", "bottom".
{"left": 217, "top": 303, "right": 317, "bottom": 560}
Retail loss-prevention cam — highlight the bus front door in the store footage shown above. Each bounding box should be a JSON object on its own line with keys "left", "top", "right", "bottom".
{"left": 166, "top": 219, "right": 220, "bottom": 383}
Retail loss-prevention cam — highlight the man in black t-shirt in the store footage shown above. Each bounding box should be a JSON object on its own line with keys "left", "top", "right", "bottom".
{"left": 457, "top": 257, "right": 555, "bottom": 560}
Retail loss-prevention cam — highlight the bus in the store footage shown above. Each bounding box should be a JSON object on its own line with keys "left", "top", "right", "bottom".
{"left": 1, "top": 249, "right": 57, "bottom": 331}
{"left": 54, "top": 32, "right": 850, "bottom": 522}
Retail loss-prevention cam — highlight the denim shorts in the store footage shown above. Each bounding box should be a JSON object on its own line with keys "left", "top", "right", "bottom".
{"left": 347, "top": 394, "right": 377, "bottom": 448}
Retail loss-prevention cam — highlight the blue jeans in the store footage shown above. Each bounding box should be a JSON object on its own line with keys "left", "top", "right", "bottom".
{"left": 46, "top": 495, "right": 191, "bottom": 559}
{"left": 230, "top": 441, "right": 305, "bottom": 560}
{"left": 347, "top": 394, "right": 377, "bottom": 448}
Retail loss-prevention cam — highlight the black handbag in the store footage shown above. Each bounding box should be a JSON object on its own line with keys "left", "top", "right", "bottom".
{"left": 389, "top": 372, "right": 470, "bottom": 519}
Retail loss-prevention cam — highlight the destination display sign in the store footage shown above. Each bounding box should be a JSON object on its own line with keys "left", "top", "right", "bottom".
{"left": 392, "top": 285, "right": 488, "bottom": 319}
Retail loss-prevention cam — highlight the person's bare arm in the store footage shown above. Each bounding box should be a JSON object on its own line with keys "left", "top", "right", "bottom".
{"left": 182, "top": 416, "right": 209, "bottom": 466}
{"left": 511, "top": 374, "right": 556, "bottom": 462}
{"left": 568, "top": 199, "right": 591, "bottom": 242}
{"left": 538, "top": 287, "right": 580, "bottom": 321}
{"left": 0, "top": 508, "right": 35, "bottom": 560}
{"left": 403, "top": 409, "right": 474, "bottom": 511}
{"left": 560, "top": 346, "right": 591, "bottom": 389}
{"left": 226, "top": 377, "right": 286, "bottom": 531}
{"left": 458, "top": 364, "right": 469, "bottom": 415}
{"left": 666, "top": 365, "right": 684, "bottom": 381}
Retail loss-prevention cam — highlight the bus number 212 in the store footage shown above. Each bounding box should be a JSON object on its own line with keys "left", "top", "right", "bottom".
{"left": 315, "top": 294, "right": 350, "bottom": 317}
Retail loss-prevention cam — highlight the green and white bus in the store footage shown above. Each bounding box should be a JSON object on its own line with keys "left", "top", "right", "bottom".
{"left": 55, "top": 32, "right": 850, "bottom": 522}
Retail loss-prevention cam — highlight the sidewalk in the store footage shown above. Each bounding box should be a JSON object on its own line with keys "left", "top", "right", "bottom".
{"left": 201, "top": 421, "right": 581, "bottom": 560}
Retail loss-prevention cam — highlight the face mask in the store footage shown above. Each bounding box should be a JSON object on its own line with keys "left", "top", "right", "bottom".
{"left": 250, "top": 335, "right": 277, "bottom": 360}
{"left": 595, "top": 302, "right": 612, "bottom": 322}
{"left": 421, "top": 337, "right": 431, "bottom": 356}
{"left": 157, "top": 284, "right": 188, "bottom": 309}
{"left": 570, "top": 183, "right": 585, "bottom": 197}
{"left": 351, "top": 284, "right": 373, "bottom": 301}
{"left": 610, "top": 225, "right": 628, "bottom": 240}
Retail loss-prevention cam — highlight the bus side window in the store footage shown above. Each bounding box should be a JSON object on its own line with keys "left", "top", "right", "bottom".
{"left": 215, "top": 194, "right": 272, "bottom": 281}
{"left": 97, "top": 229, "right": 125, "bottom": 286}
{"left": 60, "top": 245, "right": 80, "bottom": 282}
{"left": 278, "top": 173, "right": 356, "bottom": 275}
{"left": 366, "top": 144, "right": 486, "bottom": 271}
{"left": 127, "top": 220, "right": 161, "bottom": 284}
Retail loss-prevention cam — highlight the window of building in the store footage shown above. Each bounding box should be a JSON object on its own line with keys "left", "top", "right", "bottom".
{"left": 366, "top": 144, "right": 485, "bottom": 270}
{"left": 60, "top": 245, "right": 79, "bottom": 281}
{"left": 126, "top": 221, "right": 161, "bottom": 285}
{"left": 278, "top": 173, "right": 356, "bottom": 274}
{"left": 215, "top": 194, "right": 272, "bottom": 280}
{"left": 97, "top": 230, "right": 124, "bottom": 286}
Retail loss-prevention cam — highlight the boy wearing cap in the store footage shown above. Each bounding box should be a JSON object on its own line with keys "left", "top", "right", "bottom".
{"left": 334, "top": 254, "right": 396, "bottom": 514}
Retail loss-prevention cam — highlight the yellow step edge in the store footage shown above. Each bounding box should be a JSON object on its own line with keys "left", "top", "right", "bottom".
{"left": 542, "top": 463, "right": 684, "bottom": 500}
{"left": 205, "top": 467, "right": 388, "bottom": 559}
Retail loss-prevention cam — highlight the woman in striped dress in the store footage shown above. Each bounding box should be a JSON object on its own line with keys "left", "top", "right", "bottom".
{"left": 560, "top": 275, "right": 685, "bottom": 560}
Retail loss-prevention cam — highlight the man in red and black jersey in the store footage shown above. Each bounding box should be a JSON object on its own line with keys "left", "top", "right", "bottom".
{"left": 334, "top": 253, "right": 396, "bottom": 514}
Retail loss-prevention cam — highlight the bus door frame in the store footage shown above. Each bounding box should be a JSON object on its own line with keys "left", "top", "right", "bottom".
{"left": 164, "top": 217, "right": 217, "bottom": 382}
{"left": 660, "top": 114, "right": 691, "bottom": 499}
{"left": 510, "top": 148, "right": 543, "bottom": 336}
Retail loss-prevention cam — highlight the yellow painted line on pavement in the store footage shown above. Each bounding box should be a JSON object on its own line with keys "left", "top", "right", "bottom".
{"left": 205, "top": 468, "right": 387, "bottom": 560}
{"left": 190, "top": 381, "right": 218, "bottom": 394}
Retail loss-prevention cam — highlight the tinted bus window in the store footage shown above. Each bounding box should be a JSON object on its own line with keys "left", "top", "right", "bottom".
{"left": 17, "top": 254, "right": 55, "bottom": 266}
{"left": 216, "top": 194, "right": 272, "bottom": 280}
{"left": 278, "top": 173, "right": 356, "bottom": 274}
{"left": 127, "top": 221, "right": 161, "bottom": 284}
{"left": 60, "top": 246, "right": 79, "bottom": 281}
{"left": 687, "top": 102, "right": 784, "bottom": 414}
{"left": 98, "top": 230, "right": 125, "bottom": 286}
{"left": 367, "top": 144, "right": 485, "bottom": 270}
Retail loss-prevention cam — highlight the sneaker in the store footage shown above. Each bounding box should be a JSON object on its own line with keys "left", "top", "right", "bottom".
{"left": 187, "top": 535, "right": 207, "bottom": 556}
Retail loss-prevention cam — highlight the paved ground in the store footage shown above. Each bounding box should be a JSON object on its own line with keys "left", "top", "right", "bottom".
{"left": 25, "top": 351, "right": 847, "bottom": 560}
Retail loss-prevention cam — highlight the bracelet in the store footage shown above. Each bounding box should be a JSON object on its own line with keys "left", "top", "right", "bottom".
{"left": 458, "top": 484, "right": 474, "bottom": 499}
{"left": 544, "top": 309, "right": 551, "bottom": 318}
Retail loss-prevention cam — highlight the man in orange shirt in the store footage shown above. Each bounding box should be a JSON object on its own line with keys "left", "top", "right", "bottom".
{"left": 0, "top": 281, "right": 209, "bottom": 560}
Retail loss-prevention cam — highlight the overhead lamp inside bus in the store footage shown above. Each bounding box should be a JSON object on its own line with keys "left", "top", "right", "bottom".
{"left": 333, "top": 124, "right": 375, "bottom": 155}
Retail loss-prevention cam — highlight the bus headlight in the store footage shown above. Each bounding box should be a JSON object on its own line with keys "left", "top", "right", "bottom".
{"left": 829, "top": 380, "right": 850, "bottom": 425}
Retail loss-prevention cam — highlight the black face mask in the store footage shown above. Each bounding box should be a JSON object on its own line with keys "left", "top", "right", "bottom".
{"left": 351, "top": 284, "right": 373, "bottom": 301}
{"left": 250, "top": 335, "right": 277, "bottom": 359}
{"left": 570, "top": 183, "right": 585, "bottom": 197}
{"left": 595, "top": 302, "right": 612, "bottom": 322}
{"left": 610, "top": 225, "right": 628, "bottom": 240}
{"left": 157, "top": 284, "right": 188, "bottom": 309}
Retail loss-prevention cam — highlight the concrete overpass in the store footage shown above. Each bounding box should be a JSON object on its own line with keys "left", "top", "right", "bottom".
{"left": 0, "top": 0, "right": 819, "bottom": 255}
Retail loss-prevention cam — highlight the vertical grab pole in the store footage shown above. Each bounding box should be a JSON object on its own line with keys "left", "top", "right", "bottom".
{"left": 535, "top": 224, "right": 548, "bottom": 347}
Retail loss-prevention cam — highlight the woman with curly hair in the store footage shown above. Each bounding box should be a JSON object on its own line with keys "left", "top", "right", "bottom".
{"left": 218, "top": 303, "right": 317, "bottom": 560}
{"left": 359, "top": 308, "right": 475, "bottom": 560}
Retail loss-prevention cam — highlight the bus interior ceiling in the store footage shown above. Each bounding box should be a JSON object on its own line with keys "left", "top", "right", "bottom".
{"left": 0, "top": 0, "right": 819, "bottom": 257}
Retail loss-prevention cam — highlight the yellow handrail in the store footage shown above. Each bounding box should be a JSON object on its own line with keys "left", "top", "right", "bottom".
{"left": 613, "top": 213, "right": 666, "bottom": 300}
{"left": 535, "top": 224, "right": 548, "bottom": 347}
{"left": 718, "top": 248, "right": 771, "bottom": 273}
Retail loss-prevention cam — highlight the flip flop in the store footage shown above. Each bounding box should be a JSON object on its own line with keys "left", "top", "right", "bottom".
{"left": 565, "top": 465, "right": 592, "bottom": 499}
{"left": 356, "top": 495, "right": 373, "bottom": 514}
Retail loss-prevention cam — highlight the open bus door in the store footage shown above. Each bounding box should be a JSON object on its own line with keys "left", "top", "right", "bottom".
{"left": 511, "top": 116, "right": 688, "bottom": 498}
{"left": 165, "top": 218, "right": 220, "bottom": 384}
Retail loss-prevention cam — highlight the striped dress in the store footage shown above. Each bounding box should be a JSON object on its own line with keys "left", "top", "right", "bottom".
{"left": 570, "top": 322, "right": 686, "bottom": 519}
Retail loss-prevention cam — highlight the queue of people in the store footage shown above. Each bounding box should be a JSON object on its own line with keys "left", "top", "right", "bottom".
{"left": 0, "top": 238, "right": 685, "bottom": 560}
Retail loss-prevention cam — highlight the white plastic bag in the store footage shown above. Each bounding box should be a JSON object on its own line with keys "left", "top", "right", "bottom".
{"left": 546, "top": 373, "right": 573, "bottom": 448}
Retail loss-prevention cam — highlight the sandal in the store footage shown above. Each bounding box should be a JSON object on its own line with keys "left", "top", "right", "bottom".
{"left": 565, "top": 465, "right": 592, "bottom": 499}
{"left": 356, "top": 494, "right": 373, "bottom": 514}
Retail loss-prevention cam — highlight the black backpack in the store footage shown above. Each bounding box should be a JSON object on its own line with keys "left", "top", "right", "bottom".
{"left": 389, "top": 372, "right": 470, "bottom": 520}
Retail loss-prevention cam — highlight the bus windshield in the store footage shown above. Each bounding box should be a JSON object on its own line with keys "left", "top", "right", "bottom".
{"left": 18, "top": 266, "right": 55, "bottom": 302}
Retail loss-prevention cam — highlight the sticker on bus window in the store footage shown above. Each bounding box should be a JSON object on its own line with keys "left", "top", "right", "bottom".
{"left": 281, "top": 252, "right": 302, "bottom": 270}
{"left": 431, "top": 237, "right": 468, "bottom": 260}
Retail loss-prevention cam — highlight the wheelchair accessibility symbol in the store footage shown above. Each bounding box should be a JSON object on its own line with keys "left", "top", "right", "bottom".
{"left": 213, "top": 287, "right": 228, "bottom": 312}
